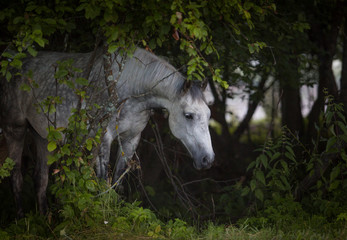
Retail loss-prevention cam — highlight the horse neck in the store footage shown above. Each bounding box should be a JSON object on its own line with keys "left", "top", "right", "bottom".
{"left": 119, "top": 72, "right": 183, "bottom": 111}
{"left": 144, "top": 94, "right": 174, "bottom": 110}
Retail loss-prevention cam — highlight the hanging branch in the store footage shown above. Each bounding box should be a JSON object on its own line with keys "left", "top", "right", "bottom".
{"left": 150, "top": 117, "right": 213, "bottom": 219}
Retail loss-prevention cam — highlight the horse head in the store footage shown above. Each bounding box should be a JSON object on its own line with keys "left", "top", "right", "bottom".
{"left": 167, "top": 83, "right": 215, "bottom": 170}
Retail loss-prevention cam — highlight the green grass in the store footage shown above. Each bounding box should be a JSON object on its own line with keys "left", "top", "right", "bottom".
{"left": 1, "top": 186, "right": 346, "bottom": 240}
{"left": 1, "top": 213, "right": 346, "bottom": 240}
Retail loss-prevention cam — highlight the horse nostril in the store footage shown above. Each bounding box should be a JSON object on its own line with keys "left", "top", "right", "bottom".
{"left": 202, "top": 156, "right": 212, "bottom": 169}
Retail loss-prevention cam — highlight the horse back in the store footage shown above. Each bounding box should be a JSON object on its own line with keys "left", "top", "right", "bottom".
{"left": 0, "top": 51, "right": 95, "bottom": 138}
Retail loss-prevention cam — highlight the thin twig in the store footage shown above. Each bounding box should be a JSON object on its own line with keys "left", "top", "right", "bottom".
{"left": 211, "top": 195, "right": 215, "bottom": 219}
{"left": 181, "top": 177, "right": 240, "bottom": 187}
{"left": 133, "top": 153, "right": 160, "bottom": 213}
{"left": 94, "top": 165, "right": 131, "bottom": 198}
{"left": 150, "top": 117, "right": 200, "bottom": 217}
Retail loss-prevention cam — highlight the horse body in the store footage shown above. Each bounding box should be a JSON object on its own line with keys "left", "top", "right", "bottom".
{"left": 0, "top": 48, "right": 214, "bottom": 217}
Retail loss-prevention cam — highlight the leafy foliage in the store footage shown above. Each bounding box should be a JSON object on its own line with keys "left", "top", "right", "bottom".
{"left": 232, "top": 95, "right": 347, "bottom": 233}
{"left": 0, "top": 0, "right": 276, "bottom": 88}
{"left": 243, "top": 127, "right": 299, "bottom": 202}
{"left": 0, "top": 158, "right": 15, "bottom": 184}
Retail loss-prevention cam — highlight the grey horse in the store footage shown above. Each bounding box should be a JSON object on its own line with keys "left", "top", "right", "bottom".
{"left": 0, "top": 48, "right": 214, "bottom": 217}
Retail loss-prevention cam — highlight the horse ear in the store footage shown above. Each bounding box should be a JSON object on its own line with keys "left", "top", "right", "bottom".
{"left": 201, "top": 79, "right": 208, "bottom": 91}
{"left": 182, "top": 80, "right": 192, "bottom": 94}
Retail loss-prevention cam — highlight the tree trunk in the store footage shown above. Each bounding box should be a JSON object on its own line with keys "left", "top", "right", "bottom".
{"left": 233, "top": 75, "right": 268, "bottom": 141}
{"left": 281, "top": 83, "right": 303, "bottom": 135}
{"left": 307, "top": 0, "right": 343, "bottom": 140}
{"left": 208, "top": 79, "right": 248, "bottom": 176}
{"left": 208, "top": 79, "right": 230, "bottom": 140}
{"left": 279, "top": 58, "right": 303, "bottom": 136}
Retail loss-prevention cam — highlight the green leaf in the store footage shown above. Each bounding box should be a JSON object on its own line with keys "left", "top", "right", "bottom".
{"left": 337, "top": 121, "right": 347, "bottom": 135}
{"left": 341, "top": 151, "right": 347, "bottom": 162}
{"left": 241, "top": 186, "right": 250, "bottom": 196}
{"left": 307, "top": 162, "right": 314, "bottom": 171}
{"left": 5, "top": 72, "right": 12, "bottom": 81}
{"left": 55, "top": 69, "right": 68, "bottom": 79}
{"left": 250, "top": 179, "right": 256, "bottom": 191}
{"left": 45, "top": 18, "right": 56, "bottom": 25}
{"left": 326, "top": 136, "right": 337, "bottom": 152}
{"left": 270, "top": 152, "right": 281, "bottom": 162}
{"left": 330, "top": 165, "right": 340, "bottom": 182}
{"left": 76, "top": 77, "right": 89, "bottom": 86}
{"left": 78, "top": 178, "right": 85, "bottom": 188}
{"left": 329, "top": 125, "right": 336, "bottom": 136}
{"left": 244, "top": 10, "right": 251, "bottom": 19}
{"left": 62, "top": 205, "right": 74, "bottom": 219}
{"left": 337, "top": 112, "right": 346, "bottom": 123}
{"left": 285, "top": 152, "right": 295, "bottom": 162}
{"left": 255, "top": 170, "right": 266, "bottom": 185}
{"left": 280, "top": 175, "right": 290, "bottom": 190}
{"left": 280, "top": 160, "right": 289, "bottom": 173}
{"left": 246, "top": 161, "right": 256, "bottom": 171}
{"left": 2, "top": 52, "right": 13, "bottom": 59}
{"left": 47, "top": 155, "right": 57, "bottom": 165}
{"left": 34, "top": 37, "right": 45, "bottom": 47}
{"left": 85, "top": 180, "right": 95, "bottom": 192}
{"left": 329, "top": 180, "right": 340, "bottom": 191}
{"left": 10, "top": 58, "right": 22, "bottom": 69}
{"left": 52, "top": 130, "right": 63, "bottom": 140}
{"left": 156, "top": 38, "right": 162, "bottom": 47}
{"left": 61, "top": 145, "right": 71, "bottom": 156}
{"left": 248, "top": 44, "right": 255, "bottom": 54}
{"left": 341, "top": 135, "right": 347, "bottom": 145}
{"left": 86, "top": 138, "right": 93, "bottom": 151}
{"left": 76, "top": 3, "right": 87, "bottom": 12}
{"left": 27, "top": 46, "right": 38, "bottom": 57}
{"left": 326, "top": 111, "right": 333, "bottom": 125}
{"left": 108, "top": 43, "right": 118, "bottom": 53}
{"left": 255, "top": 189, "right": 264, "bottom": 202}
{"left": 66, "top": 157, "right": 72, "bottom": 166}
{"left": 47, "top": 141, "right": 57, "bottom": 152}
{"left": 149, "top": 38, "right": 156, "bottom": 50}
{"left": 20, "top": 83, "right": 31, "bottom": 92}
{"left": 275, "top": 180, "right": 285, "bottom": 191}
{"left": 15, "top": 52, "right": 27, "bottom": 59}
{"left": 65, "top": 167, "right": 75, "bottom": 181}
{"left": 285, "top": 146, "right": 295, "bottom": 156}
{"left": 259, "top": 154, "right": 268, "bottom": 169}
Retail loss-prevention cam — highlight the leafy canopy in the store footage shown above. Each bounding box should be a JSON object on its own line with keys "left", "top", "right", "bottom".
{"left": 0, "top": 0, "right": 275, "bottom": 86}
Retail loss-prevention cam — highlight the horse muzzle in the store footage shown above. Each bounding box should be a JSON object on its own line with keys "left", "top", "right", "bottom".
{"left": 193, "top": 152, "right": 215, "bottom": 170}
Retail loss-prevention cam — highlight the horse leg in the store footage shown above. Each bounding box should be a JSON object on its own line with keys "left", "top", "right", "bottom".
{"left": 112, "top": 133, "right": 141, "bottom": 184}
{"left": 96, "top": 131, "right": 113, "bottom": 180}
{"left": 96, "top": 149, "right": 108, "bottom": 180}
{"left": 32, "top": 131, "right": 49, "bottom": 215}
{"left": 3, "top": 125, "right": 26, "bottom": 218}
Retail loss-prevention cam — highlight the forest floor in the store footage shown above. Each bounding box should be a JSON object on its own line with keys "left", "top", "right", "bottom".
{"left": 62, "top": 226, "right": 347, "bottom": 240}
{"left": 1, "top": 217, "right": 346, "bottom": 240}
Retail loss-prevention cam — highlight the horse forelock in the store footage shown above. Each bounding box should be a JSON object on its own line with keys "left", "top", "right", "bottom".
{"left": 186, "top": 83, "right": 205, "bottom": 102}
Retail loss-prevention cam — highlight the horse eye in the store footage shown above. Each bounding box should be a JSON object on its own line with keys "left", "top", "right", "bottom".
{"left": 184, "top": 113, "right": 194, "bottom": 120}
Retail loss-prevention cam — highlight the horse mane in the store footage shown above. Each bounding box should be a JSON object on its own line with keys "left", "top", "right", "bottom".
{"left": 121, "top": 48, "right": 204, "bottom": 101}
